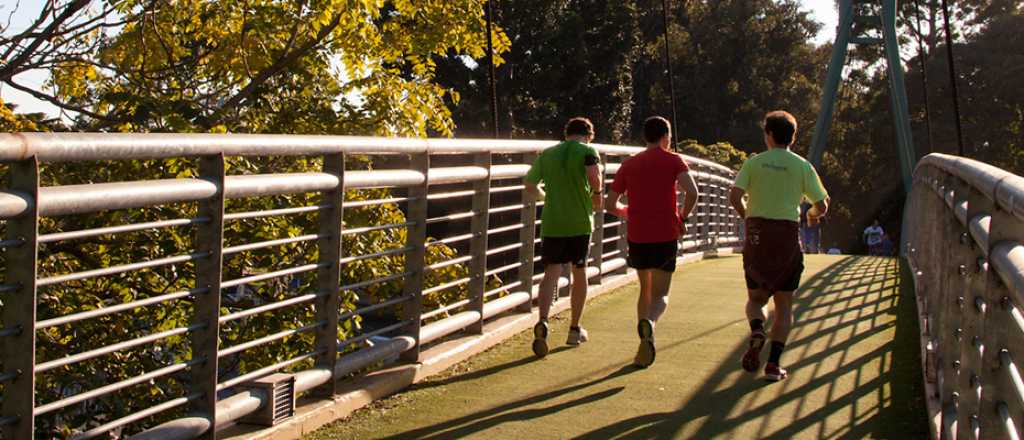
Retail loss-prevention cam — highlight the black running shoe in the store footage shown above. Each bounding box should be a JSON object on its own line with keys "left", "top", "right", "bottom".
{"left": 532, "top": 321, "right": 549, "bottom": 358}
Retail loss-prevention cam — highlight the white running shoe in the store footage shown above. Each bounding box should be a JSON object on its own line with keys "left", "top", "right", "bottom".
{"left": 566, "top": 327, "right": 589, "bottom": 345}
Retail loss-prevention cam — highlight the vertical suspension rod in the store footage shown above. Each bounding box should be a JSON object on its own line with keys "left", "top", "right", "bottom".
{"left": 911, "top": 0, "right": 934, "bottom": 154}
{"left": 485, "top": 0, "right": 500, "bottom": 139}
{"left": 939, "top": 0, "right": 965, "bottom": 156}
{"left": 661, "top": 0, "right": 680, "bottom": 148}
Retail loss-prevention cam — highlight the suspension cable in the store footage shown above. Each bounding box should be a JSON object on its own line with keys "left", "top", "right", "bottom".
{"left": 484, "top": 0, "right": 500, "bottom": 138}
{"left": 939, "top": 0, "right": 965, "bottom": 156}
{"left": 660, "top": 0, "right": 680, "bottom": 149}
{"left": 911, "top": 0, "right": 934, "bottom": 154}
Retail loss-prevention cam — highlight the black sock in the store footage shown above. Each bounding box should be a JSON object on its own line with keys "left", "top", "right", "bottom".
{"left": 570, "top": 326, "right": 581, "bottom": 332}
{"left": 749, "top": 319, "right": 765, "bottom": 333}
{"left": 768, "top": 341, "right": 786, "bottom": 365}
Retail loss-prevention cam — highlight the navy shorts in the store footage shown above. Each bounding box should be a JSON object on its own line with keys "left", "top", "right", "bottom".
{"left": 541, "top": 235, "right": 591, "bottom": 267}
{"left": 627, "top": 240, "right": 679, "bottom": 272}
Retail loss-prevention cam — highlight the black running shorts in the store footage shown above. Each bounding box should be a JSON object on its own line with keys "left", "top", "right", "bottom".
{"left": 627, "top": 240, "right": 679, "bottom": 272}
{"left": 541, "top": 235, "right": 591, "bottom": 267}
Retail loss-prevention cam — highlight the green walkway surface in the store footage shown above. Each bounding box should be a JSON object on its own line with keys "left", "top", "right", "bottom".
{"left": 308, "top": 255, "right": 927, "bottom": 439}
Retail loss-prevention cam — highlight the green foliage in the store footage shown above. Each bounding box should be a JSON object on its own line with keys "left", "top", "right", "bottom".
{"left": 676, "top": 139, "right": 748, "bottom": 171}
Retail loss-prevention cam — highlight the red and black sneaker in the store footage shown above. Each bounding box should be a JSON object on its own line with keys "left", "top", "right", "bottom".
{"left": 741, "top": 331, "right": 766, "bottom": 373}
{"left": 764, "top": 363, "right": 788, "bottom": 382}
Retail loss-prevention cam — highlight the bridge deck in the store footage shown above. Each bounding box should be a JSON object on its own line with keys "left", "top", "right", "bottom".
{"left": 308, "top": 255, "right": 927, "bottom": 439}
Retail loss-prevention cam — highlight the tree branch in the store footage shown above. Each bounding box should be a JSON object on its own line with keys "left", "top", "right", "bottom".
{"left": 0, "top": 0, "right": 91, "bottom": 81}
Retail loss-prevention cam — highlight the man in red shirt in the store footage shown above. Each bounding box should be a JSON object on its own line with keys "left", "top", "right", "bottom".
{"left": 605, "top": 116, "right": 700, "bottom": 368}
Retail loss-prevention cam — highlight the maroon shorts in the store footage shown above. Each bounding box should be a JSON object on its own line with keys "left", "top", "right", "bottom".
{"left": 742, "top": 217, "right": 803, "bottom": 292}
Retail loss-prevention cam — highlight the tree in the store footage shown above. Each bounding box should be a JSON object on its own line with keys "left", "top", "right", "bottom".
{"left": 436, "top": 0, "right": 641, "bottom": 143}
{"left": 2, "top": 0, "right": 509, "bottom": 135}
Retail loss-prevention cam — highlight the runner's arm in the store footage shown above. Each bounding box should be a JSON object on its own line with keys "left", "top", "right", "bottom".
{"left": 586, "top": 163, "right": 602, "bottom": 212}
{"left": 676, "top": 171, "right": 699, "bottom": 219}
{"left": 525, "top": 181, "right": 545, "bottom": 201}
{"left": 604, "top": 189, "right": 627, "bottom": 218}
{"left": 808, "top": 197, "right": 828, "bottom": 220}
{"left": 729, "top": 187, "right": 747, "bottom": 218}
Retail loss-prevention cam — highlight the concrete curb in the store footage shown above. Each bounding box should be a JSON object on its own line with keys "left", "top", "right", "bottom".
{"left": 222, "top": 250, "right": 732, "bottom": 439}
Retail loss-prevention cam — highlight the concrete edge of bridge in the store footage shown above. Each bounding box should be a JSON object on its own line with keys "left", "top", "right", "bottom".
{"left": 904, "top": 256, "right": 943, "bottom": 439}
{"left": 221, "top": 249, "right": 737, "bottom": 440}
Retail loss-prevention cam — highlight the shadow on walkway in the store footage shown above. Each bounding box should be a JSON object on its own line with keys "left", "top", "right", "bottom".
{"left": 571, "top": 256, "right": 927, "bottom": 439}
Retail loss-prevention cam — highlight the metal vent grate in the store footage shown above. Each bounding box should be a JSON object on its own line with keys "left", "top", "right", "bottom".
{"left": 240, "top": 373, "right": 296, "bottom": 426}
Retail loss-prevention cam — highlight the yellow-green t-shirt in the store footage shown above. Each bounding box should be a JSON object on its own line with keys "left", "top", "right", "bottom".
{"left": 733, "top": 148, "right": 828, "bottom": 222}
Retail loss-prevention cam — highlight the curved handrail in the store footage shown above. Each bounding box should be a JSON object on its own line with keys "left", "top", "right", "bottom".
{"left": 905, "top": 153, "right": 1024, "bottom": 440}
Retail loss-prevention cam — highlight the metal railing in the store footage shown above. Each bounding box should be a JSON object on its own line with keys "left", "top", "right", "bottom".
{"left": 0, "top": 133, "right": 741, "bottom": 439}
{"left": 904, "top": 153, "right": 1024, "bottom": 440}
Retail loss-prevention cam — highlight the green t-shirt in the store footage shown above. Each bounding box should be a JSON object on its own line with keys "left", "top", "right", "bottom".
{"left": 525, "top": 140, "right": 599, "bottom": 237}
{"left": 733, "top": 148, "right": 828, "bottom": 222}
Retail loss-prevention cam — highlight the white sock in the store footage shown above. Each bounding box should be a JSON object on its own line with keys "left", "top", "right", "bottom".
{"left": 648, "top": 295, "right": 669, "bottom": 323}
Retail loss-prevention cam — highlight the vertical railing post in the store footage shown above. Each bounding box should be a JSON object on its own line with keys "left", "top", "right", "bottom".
{"left": 611, "top": 155, "right": 628, "bottom": 275}
{"left": 936, "top": 175, "right": 969, "bottom": 438}
{"left": 517, "top": 152, "right": 538, "bottom": 313}
{"left": 588, "top": 153, "right": 605, "bottom": 285}
{"left": 698, "top": 174, "right": 710, "bottom": 253}
{"left": 401, "top": 153, "right": 429, "bottom": 361}
{"left": 193, "top": 154, "right": 225, "bottom": 439}
{"left": 980, "top": 186, "right": 1023, "bottom": 435}
{"left": 956, "top": 186, "right": 993, "bottom": 438}
{"left": 2, "top": 158, "right": 38, "bottom": 438}
{"left": 313, "top": 153, "right": 344, "bottom": 396}
{"left": 468, "top": 151, "right": 491, "bottom": 334}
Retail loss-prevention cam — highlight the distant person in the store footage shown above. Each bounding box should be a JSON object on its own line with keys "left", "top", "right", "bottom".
{"left": 525, "top": 117, "right": 603, "bottom": 358}
{"left": 799, "top": 202, "right": 821, "bottom": 254}
{"left": 606, "top": 116, "right": 699, "bottom": 368}
{"left": 863, "top": 220, "right": 885, "bottom": 256}
{"left": 729, "top": 110, "right": 828, "bottom": 381}
{"left": 879, "top": 234, "right": 895, "bottom": 256}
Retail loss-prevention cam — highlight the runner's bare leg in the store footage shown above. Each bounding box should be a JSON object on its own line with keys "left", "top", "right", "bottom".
{"left": 647, "top": 269, "right": 673, "bottom": 322}
{"left": 769, "top": 291, "right": 794, "bottom": 342}
{"left": 538, "top": 264, "right": 562, "bottom": 321}
{"left": 570, "top": 265, "right": 588, "bottom": 327}
{"left": 636, "top": 269, "right": 652, "bottom": 321}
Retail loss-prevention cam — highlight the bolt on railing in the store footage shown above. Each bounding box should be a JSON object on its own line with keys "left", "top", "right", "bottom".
{"left": 0, "top": 133, "right": 741, "bottom": 439}
{"left": 904, "top": 153, "right": 1024, "bottom": 440}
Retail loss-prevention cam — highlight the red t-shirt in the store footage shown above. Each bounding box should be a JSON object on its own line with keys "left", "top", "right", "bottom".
{"left": 610, "top": 148, "right": 690, "bottom": 243}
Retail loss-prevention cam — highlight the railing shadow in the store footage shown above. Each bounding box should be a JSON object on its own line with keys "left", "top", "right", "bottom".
{"left": 569, "top": 256, "right": 927, "bottom": 439}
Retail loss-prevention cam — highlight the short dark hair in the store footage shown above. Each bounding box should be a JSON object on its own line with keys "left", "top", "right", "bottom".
{"left": 564, "top": 117, "right": 594, "bottom": 138}
{"left": 643, "top": 116, "right": 671, "bottom": 144}
{"left": 763, "top": 110, "right": 798, "bottom": 146}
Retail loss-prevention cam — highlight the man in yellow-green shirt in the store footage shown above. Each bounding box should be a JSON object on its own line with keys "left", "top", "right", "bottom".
{"left": 729, "top": 110, "right": 828, "bottom": 382}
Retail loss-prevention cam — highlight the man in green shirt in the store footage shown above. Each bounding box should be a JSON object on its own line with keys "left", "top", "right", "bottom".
{"left": 729, "top": 110, "right": 829, "bottom": 381}
{"left": 524, "top": 117, "right": 603, "bottom": 358}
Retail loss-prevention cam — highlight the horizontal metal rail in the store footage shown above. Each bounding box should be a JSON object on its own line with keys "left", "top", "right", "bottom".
{"left": 39, "top": 217, "right": 208, "bottom": 243}
{"left": 218, "top": 321, "right": 325, "bottom": 358}
{"left": 35, "top": 360, "right": 200, "bottom": 415}
{"left": 224, "top": 204, "right": 329, "bottom": 221}
{"left": 338, "top": 246, "right": 411, "bottom": 265}
{"left": 222, "top": 234, "right": 320, "bottom": 255}
{"left": 221, "top": 263, "right": 326, "bottom": 289}
{"left": 219, "top": 292, "right": 326, "bottom": 324}
{"left": 38, "top": 251, "right": 210, "bottom": 286}
{"left": 216, "top": 350, "right": 323, "bottom": 391}
{"left": 36, "top": 288, "right": 203, "bottom": 329}
{"left": 36, "top": 324, "right": 204, "bottom": 373}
